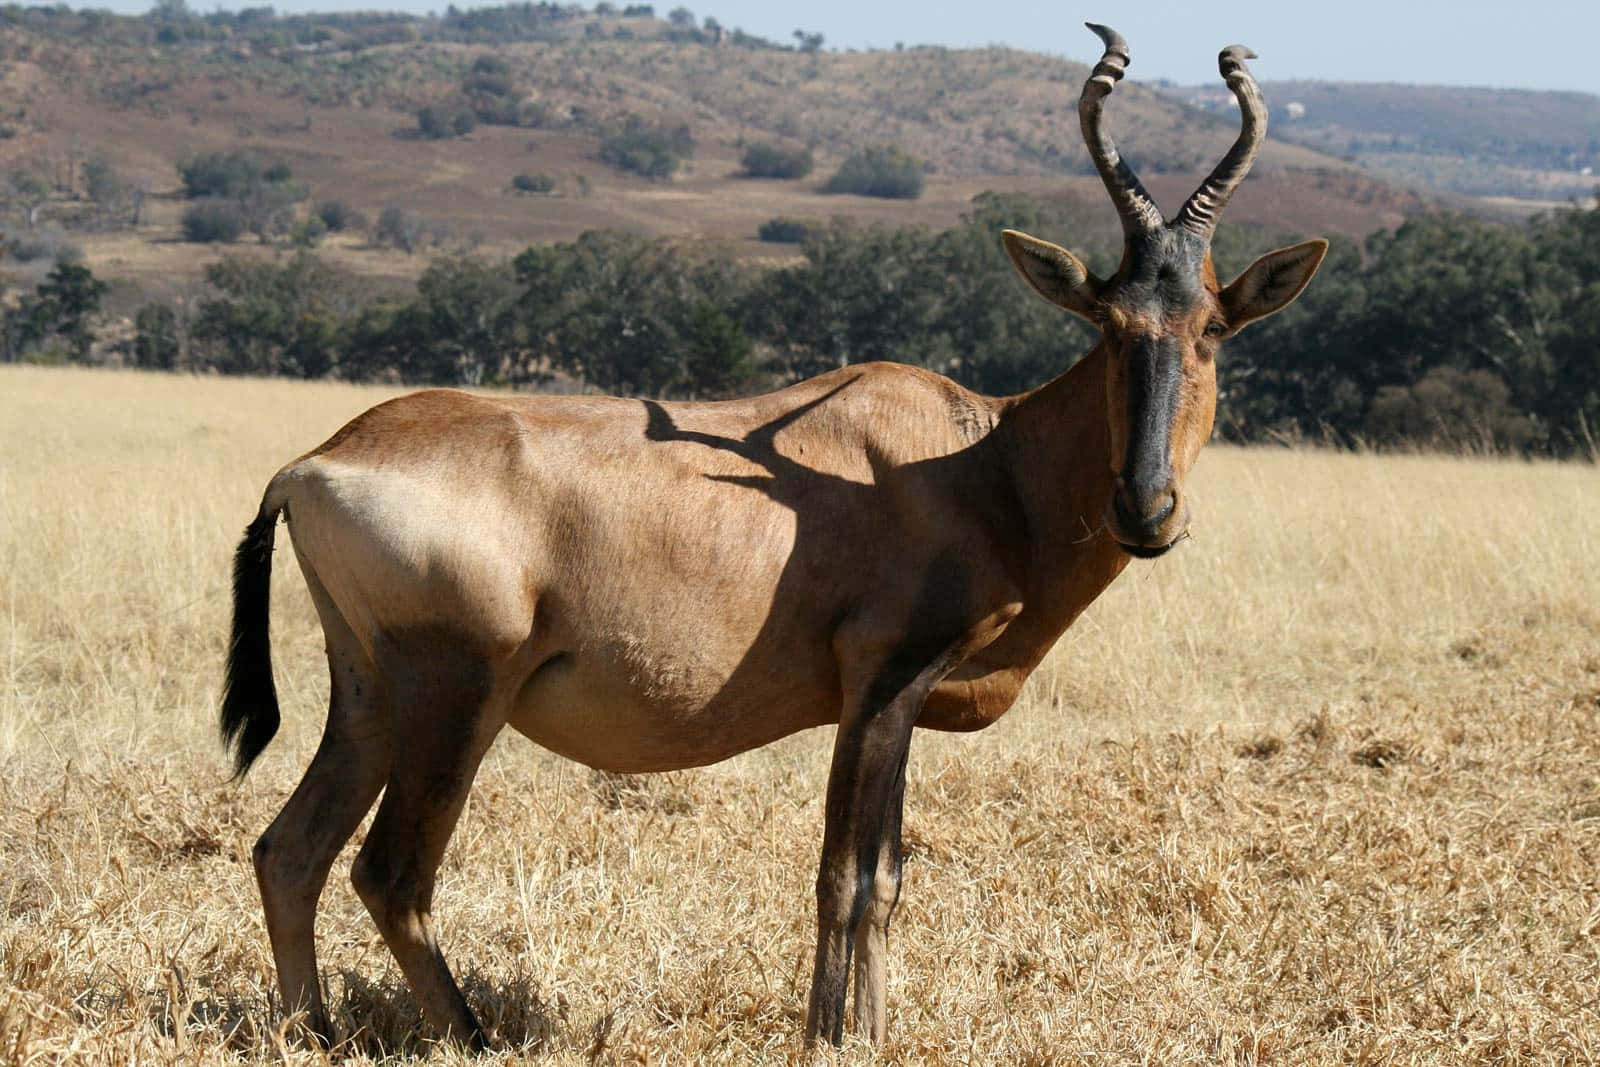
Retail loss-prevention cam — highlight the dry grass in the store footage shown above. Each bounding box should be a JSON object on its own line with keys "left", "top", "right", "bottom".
{"left": 3, "top": 364, "right": 1599, "bottom": 1065}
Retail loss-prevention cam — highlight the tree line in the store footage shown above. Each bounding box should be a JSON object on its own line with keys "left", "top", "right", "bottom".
{"left": 8, "top": 192, "right": 1600, "bottom": 456}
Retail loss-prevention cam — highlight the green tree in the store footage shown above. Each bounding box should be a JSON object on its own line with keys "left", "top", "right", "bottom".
{"left": 747, "top": 219, "right": 941, "bottom": 380}
{"left": 670, "top": 299, "right": 753, "bottom": 398}
{"left": 1531, "top": 199, "right": 1600, "bottom": 449}
{"left": 1212, "top": 231, "right": 1370, "bottom": 442}
{"left": 16, "top": 262, "right": 109, "bottom": 361}
{"left": 408, "top": 255, "right": 527, "bottom": 384}
{"left": 133, "top": 303, "right": 182, "bottom": 369}
{"left": 1366, "top": 366, "right": 1535, "bottom": 451}
{"left": 918, "top": 195, "right": 1107, "bottom": 395}
{"left": 192, "top": 253, "right": 352, "bottom": 377}
{"left": 514, "top": 230, "right": 752, "bottom": 397}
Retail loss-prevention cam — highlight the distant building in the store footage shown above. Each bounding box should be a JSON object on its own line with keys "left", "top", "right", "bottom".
{"left": 1285, "top": 101, "right": 1306, "bottom": 120}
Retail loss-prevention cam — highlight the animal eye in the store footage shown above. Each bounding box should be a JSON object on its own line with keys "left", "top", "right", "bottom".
{"left": 1204, "top": 322, "right": 1226, "bottom": 338}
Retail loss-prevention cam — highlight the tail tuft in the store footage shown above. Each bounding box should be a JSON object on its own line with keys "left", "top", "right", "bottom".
{"left": 220, "top": 511, "right": 281, "bottom": 779}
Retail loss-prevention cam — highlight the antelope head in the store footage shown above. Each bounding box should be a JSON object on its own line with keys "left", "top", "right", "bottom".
{"left": 1004, "top": 24, "right": 1328, "bottom": 558}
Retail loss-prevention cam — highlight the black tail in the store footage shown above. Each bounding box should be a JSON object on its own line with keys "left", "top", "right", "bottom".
{"left": 220, "top": 510, "right": 281, "bottom": 779}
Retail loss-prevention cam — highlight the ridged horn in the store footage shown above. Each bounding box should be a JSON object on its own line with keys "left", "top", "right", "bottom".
{"left": 1079, "top": 22, "right": 1164, "bottom": 237}
{"left": 1175, "top": 43, "right": 1268, "bottom": 239}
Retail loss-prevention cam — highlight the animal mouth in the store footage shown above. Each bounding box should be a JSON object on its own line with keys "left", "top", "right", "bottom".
{"left": 1118, "top": 540, "right": 1174, "bottom": 560}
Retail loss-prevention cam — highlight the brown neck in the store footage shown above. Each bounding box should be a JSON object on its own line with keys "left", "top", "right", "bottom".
{"left": 991, "top": 342, "right": 1132, "bottom": 633}
{"left": 918, "top": 345, "right": 1139, "bottom": 729}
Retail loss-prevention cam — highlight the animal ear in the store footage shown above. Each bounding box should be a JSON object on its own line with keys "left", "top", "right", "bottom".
{"left": 1002, "top": 229, "right": 1100, "bottom": 321}
{"left": 1218, "top": 238, "right": 1329, "bottom": 336}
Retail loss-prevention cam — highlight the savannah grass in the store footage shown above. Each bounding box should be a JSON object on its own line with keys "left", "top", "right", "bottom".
{"left": 4, "top": 365, "right": 1599, "bottom": 1063}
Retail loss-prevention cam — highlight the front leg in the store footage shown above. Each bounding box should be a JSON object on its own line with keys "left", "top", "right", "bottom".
{"left": 805, "top": 589, "right": 1023, "bottom": 1047}
{"left": 804, "top": 649, "right": 929, "bottom": 1048}
{"left": 851, "top": 754, "right": 906, "bottom": 1044}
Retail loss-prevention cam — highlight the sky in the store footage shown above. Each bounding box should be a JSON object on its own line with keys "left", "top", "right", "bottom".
{"left": 101, "top": 0, "right": 1600, "bottom": 96}
{"left": 707, "top": 1, "right": 1600, "bottom": 95}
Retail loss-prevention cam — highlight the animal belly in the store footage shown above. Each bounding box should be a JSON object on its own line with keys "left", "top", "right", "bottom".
{"left": 505, "top": 643, "right": 837, "bottom": 772}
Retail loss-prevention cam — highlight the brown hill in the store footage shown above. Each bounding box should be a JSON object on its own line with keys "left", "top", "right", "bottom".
{"left": 0, "top": 16, "right": 1427, "bottom": 297}
{"left": 1169, "top": 79, "right": 1600, "bottom": 208}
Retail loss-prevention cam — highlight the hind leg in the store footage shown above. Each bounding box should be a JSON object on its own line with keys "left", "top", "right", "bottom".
{"left": 253, "top": 569, "right": 391, "bottom": 1045}
{"left": 350, "top": 635, "right": 505, "bottom": 1048}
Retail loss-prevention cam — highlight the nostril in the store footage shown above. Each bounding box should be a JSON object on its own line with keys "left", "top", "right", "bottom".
{"left": 1112, "top": 485, "right": 1177, "bottom": 538}
{"left": 1147, "top": 491, "right": 1176, "bottom": 527}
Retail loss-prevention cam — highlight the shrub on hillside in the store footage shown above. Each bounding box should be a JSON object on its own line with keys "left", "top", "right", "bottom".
{"left": 514, "top": 99, "right": 554, "bottom": 129}
{"left": 511, "top": 172, "right": 557, "bottom": 194}
{"left": 822, "top": 145, "right": 925, "bottom": 199}
{"left": 84, "top": 155, "right": 126, "bottom": 206}
{"left": 757, "top": 216, "right": 823, "bottom": 243}
{"left": 314, "top": 199, "right": 368, "bottom": 233}
{"left": 740, "top": 142, "right": 813, "bottom": 179}
{"left": 465, "top": 53, "right": 513, "bottom": 96}
{"left": 463, "top": 53, "right": 536, "bottom": 126}
{"left": 4, "top": 227, "right": 77, "bottom": 264}
{"left": 375, "top": 205, "right": 424, "bottom": 253}
{"left": 599, "top": 118, "right": 693, "bottom": 180}
{"left": 471, "top": 53, "right": 511, "bottom": 76}
{"left": 176, "top": 150, "right": 303, "bottom": 241}
{"left": 417, "top": 103, "right": 477, "bottom": 139}
{"left": 290, "top": 215, "right": 328, "bottom": 248}
{"left": 181, "top": 199, "right": 245, "bottom": 243}
{"left": 465, "top": 70, "right": 513, "bottom": 96}
{"left": 177, "top": 150, "right": 266, "bottom": 199}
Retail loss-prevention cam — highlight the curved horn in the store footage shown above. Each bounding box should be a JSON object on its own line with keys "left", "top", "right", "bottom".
{"left": 1175, "top": 43, "right": 1268, "bottom": 239}
{"left": 1079, "top": 22, "right": 1163, "bottom": 237}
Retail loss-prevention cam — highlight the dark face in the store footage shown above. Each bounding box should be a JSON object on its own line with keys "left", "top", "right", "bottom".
{"left": 1002, "top": 24, "right": 1330, "bottom": 562}
{"left": 1096, "top": 230, "right": 1223, "bottom": 558}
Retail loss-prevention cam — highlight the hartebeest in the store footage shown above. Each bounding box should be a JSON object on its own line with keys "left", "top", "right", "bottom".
{"left": 221, "top": 25, "right": 1326, "bottom": 1049}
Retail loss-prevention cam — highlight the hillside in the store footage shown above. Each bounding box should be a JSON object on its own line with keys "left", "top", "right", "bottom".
{"left": 1170, "top": 79, "right": 1600, "bottom": 206}
{"left": 0, "top": 5, "right": 1426, "bottom": 298}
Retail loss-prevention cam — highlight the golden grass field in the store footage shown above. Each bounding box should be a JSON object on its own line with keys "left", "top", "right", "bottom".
{"left": 3, "top": 364, "right": 1600, "bottom": 1064}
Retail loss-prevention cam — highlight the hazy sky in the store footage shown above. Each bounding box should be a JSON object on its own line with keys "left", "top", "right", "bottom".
{"left": 695, "top": 1, "right": 1600, "bottom": 95}
{"left": 107, "top": 0, "right": 1600, "bottom": 96}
